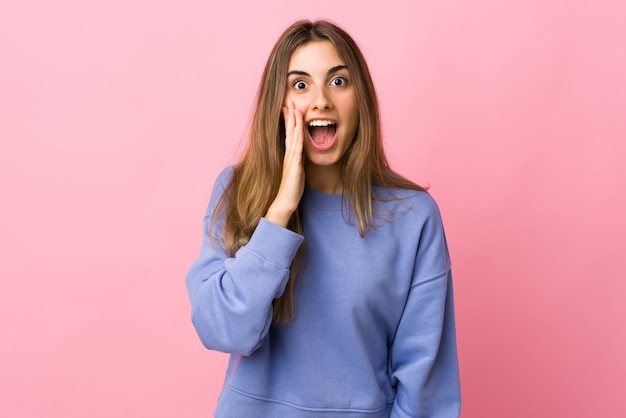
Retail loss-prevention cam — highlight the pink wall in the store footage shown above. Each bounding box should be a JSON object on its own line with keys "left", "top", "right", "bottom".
{"left": 1, "top": 1, "right": 625, "bottom": 417}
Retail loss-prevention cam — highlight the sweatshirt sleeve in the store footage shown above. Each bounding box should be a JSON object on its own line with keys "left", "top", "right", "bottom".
{"left": 185, "top": 167, "right": 304, "bottom": 356}
{"left": 389, "top": 197, "right": 461, "bottom": 417}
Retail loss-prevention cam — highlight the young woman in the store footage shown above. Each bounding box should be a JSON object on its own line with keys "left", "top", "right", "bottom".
{"left": 186, "top": 20, "right": 461, "bottom": 417}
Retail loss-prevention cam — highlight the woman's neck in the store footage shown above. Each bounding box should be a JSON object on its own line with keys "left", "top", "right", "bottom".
{"left": 304, "top": 162, "right": 344, "bottom": 194}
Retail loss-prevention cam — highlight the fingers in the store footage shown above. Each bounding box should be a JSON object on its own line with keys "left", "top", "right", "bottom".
{"left": 282, "top": 101, "right": 294, "bottom": 141}
{"left": 282, "top": 100, "right": 304, "bottom": 158}
{"left": 292, "top": 106, "right": 304, "bottom": 154}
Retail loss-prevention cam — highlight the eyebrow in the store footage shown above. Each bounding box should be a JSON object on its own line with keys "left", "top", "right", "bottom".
{"left": 287, "top": 65, "right": 349, "bottom": 77}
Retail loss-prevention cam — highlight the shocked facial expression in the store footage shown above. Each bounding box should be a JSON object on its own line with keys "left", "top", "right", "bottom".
{"left": 284, "top": 41, "right": 359, "bottom": 171}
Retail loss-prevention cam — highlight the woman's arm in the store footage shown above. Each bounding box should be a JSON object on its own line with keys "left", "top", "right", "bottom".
{"left": 186, "top": 168, "right": 304, "bottom": 356}
{"left": 186, "top": 100, "right": 306, "bottom": 355}
{"left": 389, "top": 199, "right": 461, "bottom": 417}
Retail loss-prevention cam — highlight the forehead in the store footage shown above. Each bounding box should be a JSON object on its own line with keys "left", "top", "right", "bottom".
{"left": 288, "top": 40, "right": 345, "bottom": 72}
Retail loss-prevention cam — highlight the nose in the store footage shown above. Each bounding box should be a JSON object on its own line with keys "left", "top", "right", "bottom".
{"left": 311, "top": 85, "right": 332, "bottom": 111}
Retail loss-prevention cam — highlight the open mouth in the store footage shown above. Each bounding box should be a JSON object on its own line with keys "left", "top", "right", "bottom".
{"left": 308, "top": 120, "right": 337, "bottom": 147}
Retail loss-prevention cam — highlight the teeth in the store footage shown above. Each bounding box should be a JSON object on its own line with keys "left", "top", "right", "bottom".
{"left": 308, "top": 120, "right": 335, "bottom": 127}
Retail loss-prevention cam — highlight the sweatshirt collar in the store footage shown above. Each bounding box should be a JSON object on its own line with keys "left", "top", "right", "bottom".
{"left": 301, "top": 186, "right": 346, "bottom": 211}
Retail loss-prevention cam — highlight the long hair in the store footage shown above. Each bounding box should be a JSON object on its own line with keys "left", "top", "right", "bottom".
{"left": 211, "top": 20, "right": 426, "bottom": 325}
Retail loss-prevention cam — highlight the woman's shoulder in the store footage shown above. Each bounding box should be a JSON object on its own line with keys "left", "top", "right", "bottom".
{"left": 214, "top": 165, "right": 237, "bottom": 188}
{"left": 205, "top": 165, "right": 238, "bottom": 217}
{"left": 374, "top": 186, "right": 444, "bottom": 225}
{"left": 376, "top": 185, "right": 438, "bottom": 209}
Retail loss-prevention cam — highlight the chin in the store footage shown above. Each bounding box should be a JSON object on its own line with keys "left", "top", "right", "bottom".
{"left": 305, "top": 155, "right": 344, "bottom": 168}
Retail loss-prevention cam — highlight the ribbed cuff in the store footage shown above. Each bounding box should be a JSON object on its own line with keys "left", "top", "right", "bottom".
{"left": 245, "top": 218, "right": 304, "bottom": 269}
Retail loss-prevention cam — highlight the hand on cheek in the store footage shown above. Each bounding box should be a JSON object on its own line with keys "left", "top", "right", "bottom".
{"left": 264, "top": 100, "right": 306, "bottom": 228}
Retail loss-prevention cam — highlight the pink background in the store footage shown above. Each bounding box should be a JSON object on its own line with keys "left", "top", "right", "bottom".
{"left": 1, "top": 0, "right": 625, "bottom": 417}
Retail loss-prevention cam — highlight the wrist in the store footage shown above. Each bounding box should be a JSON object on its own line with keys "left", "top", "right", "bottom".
{"left": 265, "top": 204, "right": 293, "bottom": 228}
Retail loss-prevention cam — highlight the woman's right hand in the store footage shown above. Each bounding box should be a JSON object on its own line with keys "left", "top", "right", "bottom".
{"left": 265, "top": 100, "right": 305, "bottom": 228}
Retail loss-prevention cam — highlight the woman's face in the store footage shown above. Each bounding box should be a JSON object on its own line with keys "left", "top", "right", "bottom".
{"left": 284, "top": 41, "right": 359, "bottom": 172}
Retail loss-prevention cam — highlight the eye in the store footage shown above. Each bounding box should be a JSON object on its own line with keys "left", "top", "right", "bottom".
{"left": 331, "top": 77, "right": 347, "bottom": 87}
{"left": 293, "top": 80, "right": 308, "bottom": 90}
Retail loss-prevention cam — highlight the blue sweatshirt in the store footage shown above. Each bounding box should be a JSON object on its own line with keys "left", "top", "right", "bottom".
{"left": 186, "top": 167, "right": 461, "bottom": 417}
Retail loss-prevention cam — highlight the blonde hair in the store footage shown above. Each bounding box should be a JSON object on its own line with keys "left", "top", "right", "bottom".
{"left": 211, "top": 20, "right": 426, "bottom": 324}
